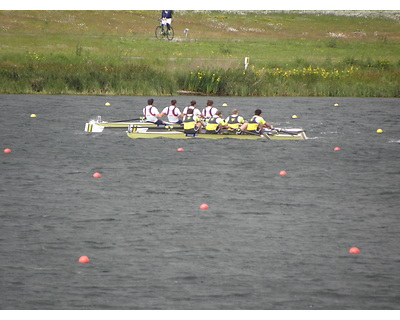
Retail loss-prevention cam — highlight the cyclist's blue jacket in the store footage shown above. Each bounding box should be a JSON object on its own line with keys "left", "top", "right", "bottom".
{"left": 162, "top": 11, "right": 173, "bottom": 19}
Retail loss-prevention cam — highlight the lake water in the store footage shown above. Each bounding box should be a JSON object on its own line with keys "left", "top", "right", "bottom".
{"left": 1, "top": 94, "right": 399, "bottom": 310}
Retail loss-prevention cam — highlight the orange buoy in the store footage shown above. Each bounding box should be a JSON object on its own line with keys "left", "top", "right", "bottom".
{"left": 279, "top": 170, "right": 287, "bottom": 176}
{"left": 4, "top": 148, "right": 11, "bottom": 153}
{"left": 334, "top": 147, "right": 341, "bottom": 151}
{"left": 93, "top": 172, "right": 101, "bottom": 178}
{"left": 177, "top": 147, "right": 184, "bottom": 152}
{"left": 349, "top": 247, "right": 360, "bottom": 254}
{"left": 78, "top": 256, "right": 90, "bottom": 263}
{"left": 200, "top": 203, "right": 209, "bottom": 210}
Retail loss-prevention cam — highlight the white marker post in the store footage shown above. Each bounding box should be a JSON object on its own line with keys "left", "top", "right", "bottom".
{"left": 244, "top": 57, "right": 249, "bottom": 71}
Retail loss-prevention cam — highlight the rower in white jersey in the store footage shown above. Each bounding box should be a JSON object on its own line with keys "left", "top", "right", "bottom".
{"left": 201, "top": 99, "right": 218, "bottom": 120}
{"left": 143, "top": 98, "right": 164, "bottom": 125}
{"left": 182, "top": 100, "right": 202, "bottom": 118}
{"left": 159, "top": 99, "right": 182, "bottom": 124}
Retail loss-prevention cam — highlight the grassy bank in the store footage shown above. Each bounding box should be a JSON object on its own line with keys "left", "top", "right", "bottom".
{"left": 1, "top": 10, "right": 399, "bottom": 97}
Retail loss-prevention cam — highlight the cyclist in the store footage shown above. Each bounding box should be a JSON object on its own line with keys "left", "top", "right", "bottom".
{"left": 161, "top": 10, "right": 173, "bottom": 31}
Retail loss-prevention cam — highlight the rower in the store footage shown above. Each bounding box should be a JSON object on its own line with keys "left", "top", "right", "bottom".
{"left": 182, "top": 100, "right": 202, "bottom": 118}
{"left": 159, "top": 99, "right": 182, "bottom": 124}
{"left": 143, "top": 98, "right": 164, "bottom": 125}
{"left": 240, "top": 109, "right": 272, "bottom": 134}
{"left": 225, "top": 109, "right": 245, "bottom": 133}
{"left": 183, "top": 108, "right": 203, "bottom": 134}
{"left": 201, "top": 99, "right": 218, "bottom": 120}
{"left": 205, "top": 110, "right": 229, "bottom": 134}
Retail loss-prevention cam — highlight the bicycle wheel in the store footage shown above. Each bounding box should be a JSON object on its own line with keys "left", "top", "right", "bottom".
{"left": 155, "top": 26, "right": 163, "bottom": 40}
{"left": 167, "top": 26, "right": 174, "bottom": 40}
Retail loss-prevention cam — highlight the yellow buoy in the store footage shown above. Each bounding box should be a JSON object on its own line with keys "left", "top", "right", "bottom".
{"left": 105, "top": 102, "right": 111, "bottom": 106}
{"left": 292, "top": 115, "right": 298, "bottom": 119}
{"left": 222, "top": 103, "right": 228, "bottom": 107}
{"left": 376, "top": 129, "right": 383, "bottom": 134}
{"left": 30, "top": 114, "right": 37, "bottom": 118}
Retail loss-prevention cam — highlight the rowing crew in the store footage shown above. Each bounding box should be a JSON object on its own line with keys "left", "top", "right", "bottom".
{"left": 143, "top": 98, "right": 272, "bottom": 135}
{"left": 143, "top": 98, "right": 218, "bottom": 125}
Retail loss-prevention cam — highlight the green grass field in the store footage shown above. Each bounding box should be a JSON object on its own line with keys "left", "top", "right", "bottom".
{"left": 1, "top": 10, "right": 399, "bottom": 96}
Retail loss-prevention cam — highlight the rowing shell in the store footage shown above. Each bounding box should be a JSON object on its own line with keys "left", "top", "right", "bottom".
{"left": 126, "top": 128, "right": 307, "bottom": 140}
{"left": 85, "top": 116, "right": 308, "bottom": 140}
{"left": 84, "top": 117, "right": 182, "bottom": 133}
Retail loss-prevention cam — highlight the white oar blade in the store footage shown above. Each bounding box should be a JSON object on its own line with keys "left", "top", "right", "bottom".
{"left": 84, "top": 120, "right": 104, "bottom": 133}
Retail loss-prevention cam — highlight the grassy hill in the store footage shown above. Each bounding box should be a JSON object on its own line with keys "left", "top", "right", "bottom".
{"left": 1, "top": 10, "right": 399, "bottom": 96}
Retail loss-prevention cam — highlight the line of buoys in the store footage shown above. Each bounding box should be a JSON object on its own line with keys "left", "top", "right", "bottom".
{"left": 78, "top": 256, "right": 90, "bottom": 263}
{"left": 10, "top": 112, "right": 96, "bottom": 266}
{"left": 329, "top": 104, "right": 368, "bottom": 256}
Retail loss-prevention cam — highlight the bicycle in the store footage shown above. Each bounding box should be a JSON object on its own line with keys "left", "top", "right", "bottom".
{"left": 155, "top": 19, "right": 174, "bottom": 41}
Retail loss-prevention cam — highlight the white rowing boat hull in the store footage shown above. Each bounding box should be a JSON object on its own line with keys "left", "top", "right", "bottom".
{"left": 84, "top": 118, "right": 182, "bottom": 133}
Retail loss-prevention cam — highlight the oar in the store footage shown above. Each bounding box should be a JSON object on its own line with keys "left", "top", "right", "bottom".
{"left": 238, "top": 129, "right": 263, "bottom": 137}
{"left": 261, "top": 132, "right": 272, "bottom": 140}
{"left": 242, "top": 130, "right": 260, "bottom": 136}
{"left": 130, "top": 125, "right": 184, "bottom": 131}
{"left": 273, "top": 128, "right": 304, "bottom": 135}
{"left": 109, "top": 117, "right": 145, "bottom": 123}
{"left": 231, "top": 129, "right": 271, "bottom": 139}
{"left": 147, "top": 125, "right": 183, "bottom": 130}
{"left": 131, "top": 125, "right": 211, "bottom": 136}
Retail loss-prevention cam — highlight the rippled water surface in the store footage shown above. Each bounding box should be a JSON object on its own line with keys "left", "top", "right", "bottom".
{"left": 1, "top": 95, "right": 399, "bottom": 310}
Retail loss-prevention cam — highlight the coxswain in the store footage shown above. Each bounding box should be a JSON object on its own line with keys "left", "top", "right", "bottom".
{"left": 205, "top": 111, "right": 229, "bottom": 134}
{"left": 159, "top": 99, "right": 182, "bottom": 124}
{"left": 143, "top": 98, "right": 164, "bottom": 125}
{"left": 183, "top": 108, "right": 203, "bottom": 134}
{"left": 240, "top": 109, "right": 272, "bottom": 134}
